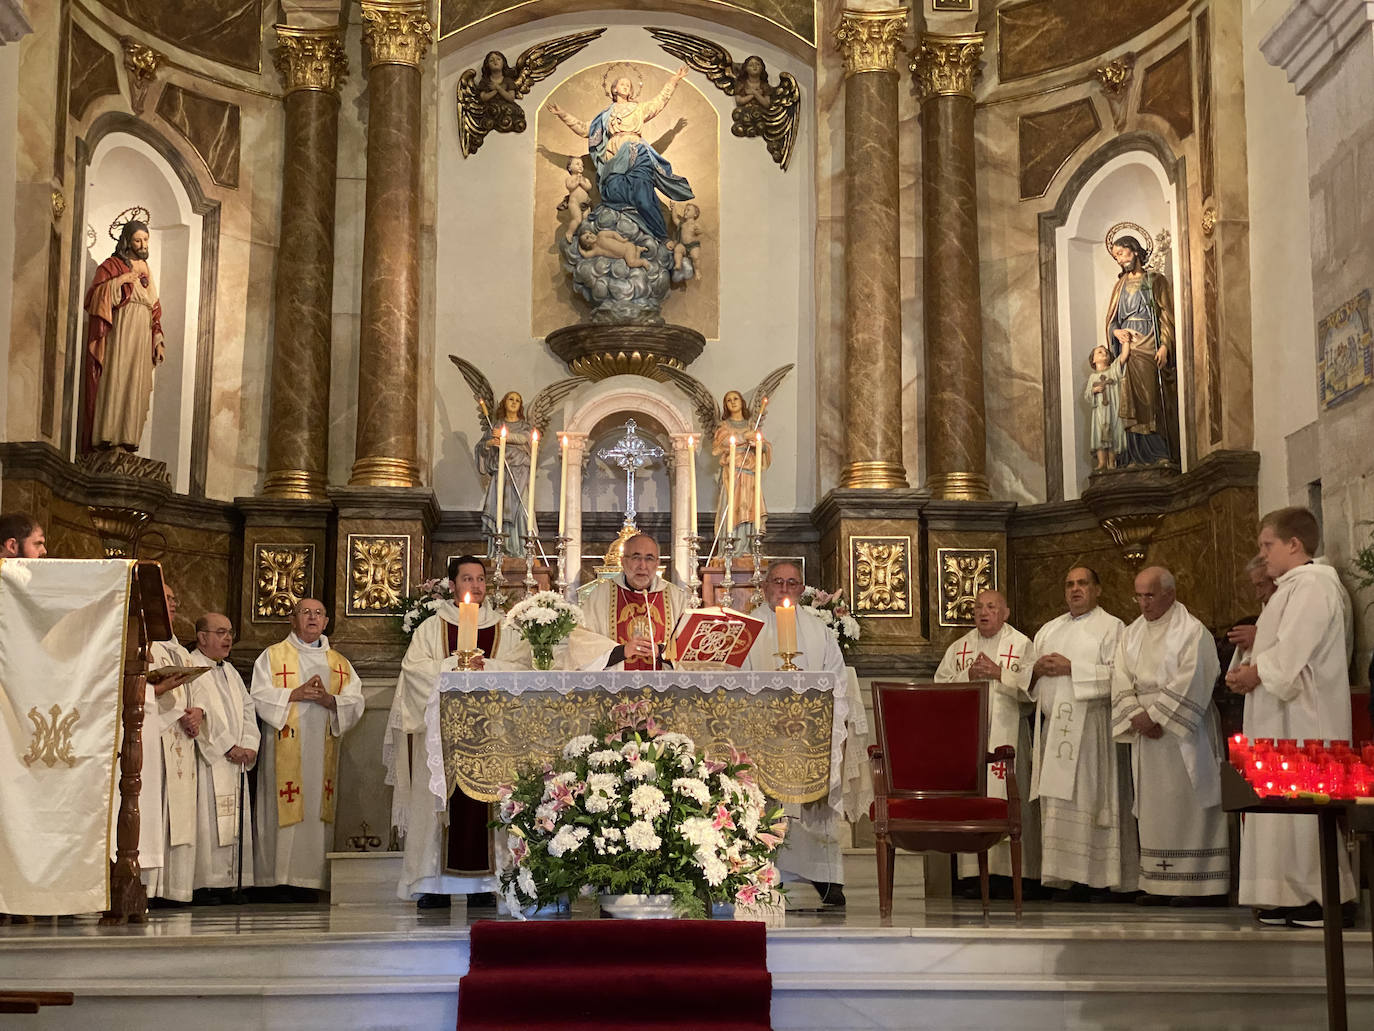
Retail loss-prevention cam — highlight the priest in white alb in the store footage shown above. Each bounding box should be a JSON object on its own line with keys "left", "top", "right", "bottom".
{"left": 1030, "top": 566, "right": 1138, "bottom": 896}
{"left": 580, "top": 534, "right": 689, "bottom": 670}
{"left": 187, "top": 611, "right": 258, "bottom": 899}
{"left": 1227, "top": 507, "right": 1356, "bottom": 927}
{"left": 251, "top": 598, "right": 364, "bottom": 893}
{"left": 934, "top": 589, "right": 1038, "bottom": 883}
{"left": 1111, "top": 567, "right": 1228, "bottom": 904}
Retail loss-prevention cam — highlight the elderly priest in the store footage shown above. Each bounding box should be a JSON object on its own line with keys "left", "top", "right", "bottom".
{"left": 580, "top": 534, "right": 690, "bottom": 670}
{"left": 251, "top": 599, "right": 364, "bottom": 895}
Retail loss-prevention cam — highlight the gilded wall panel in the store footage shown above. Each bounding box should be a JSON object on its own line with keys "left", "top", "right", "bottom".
{"left": 1138, "top": 41, "right": 1193, "bottom": 140}
{"left": 850, "top": 535, "right": 912, "bottom": 619}
{"left": 937, "top": 547, "right": 996, "bottom": 627}
{"left": 1017, "top": 98, "right": 1100, "bottom": 200}
{"left": 94, "top": 0, "right": 263, "bottom": 72}
{"left": 155, "top": 84, "right": 241, "bottom": 188}
{"left": 69, "top": 24, "right": 120, "bottom": 120}
{"left": 439, "top": 0, "right": 816, "bottom": 46}
{"left": 347, "top": 534, "right": 411, "bottom": 617}
{"left": 997, "top": 0, "right": 1187, "bottom": 82}
{"left": 253, "top": 543, "right": 315, "bottom": 622}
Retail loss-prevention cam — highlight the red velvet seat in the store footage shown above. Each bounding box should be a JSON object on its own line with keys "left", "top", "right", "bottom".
{"left": 869, "top": 680, "right": 1023, "bottom": 918}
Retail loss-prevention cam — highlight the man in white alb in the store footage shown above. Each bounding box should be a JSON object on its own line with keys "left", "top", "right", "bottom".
{"left": 1111, "top": 566, "right": 1228, "bottom": 905}
{"left": 1030, "top": 566, "right": 1138, "bottom": 898}
{"left": 1227, "top": 507, "right": 1356, "bottom": 927}
{"left": 580, "top": 534, "right": 690, "bottom": 670}
{"left": 251, "top": 599, "right": 364, "bottom": 896}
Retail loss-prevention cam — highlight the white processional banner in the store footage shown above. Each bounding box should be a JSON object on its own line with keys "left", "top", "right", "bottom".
{"left": 0, "top": 558, "right": 133, "bottom": 914}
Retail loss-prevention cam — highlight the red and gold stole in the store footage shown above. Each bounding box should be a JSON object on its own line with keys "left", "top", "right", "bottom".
{"left": 612, "top": 584, "right": 668, "bottom": 671}
{"left": 264, "top": 640, "right": 352, "bottom": 827}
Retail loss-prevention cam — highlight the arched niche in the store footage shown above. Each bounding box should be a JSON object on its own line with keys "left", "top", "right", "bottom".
{"left": 1038, "top": 133, "right": 1193, "bottom": 501}
{"left": 66, "top": 113, "right": 220, "bottom": 496}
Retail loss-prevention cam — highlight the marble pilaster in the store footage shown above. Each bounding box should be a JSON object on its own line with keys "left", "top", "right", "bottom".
{"left": 350, "top": 0, "right": 432, "bottom": 488}
{"left": 834, "top": 8, "right": 908, "bottom": 490}
{"left": 560, "top": 432, "right": 590, "bottom": 592}
{"left": 262, "top": 24, "right": 348, "bottom": 499}
{"left": 913, "top": 33, "right": 989, "bottom": 501}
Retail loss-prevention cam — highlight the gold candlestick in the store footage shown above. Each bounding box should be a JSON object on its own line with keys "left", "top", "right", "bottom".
{"left": 454, "top": 648, "right": 485, "bottom": 671}
{"left": 775, "top": 651, "right": 800, "bottom": 672}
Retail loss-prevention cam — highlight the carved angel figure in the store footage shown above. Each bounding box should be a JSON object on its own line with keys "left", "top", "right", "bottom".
{"left": 646, "top": 28, "right": 801, "bottom": 171}
{"left": 457, "top": 29, "right": 606, "bottom": 158}
{"left": 660, "top": 364, "right": 793, "bottom": 539}
{"left": 449, "top": 356, "right": 587, "bottom": 549}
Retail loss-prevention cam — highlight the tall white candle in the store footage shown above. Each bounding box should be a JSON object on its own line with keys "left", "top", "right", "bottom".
{"left": 527, "top": 429, "right": 540, "bottom": 538}
{"left": 727, "top": 436, "right": 737, "bottom": 537}
{"left": 558, "top": 434, "right": 569, "bottom": 538}
{"left": 494, "top": 425, "right": 507, "bottom": 532}
{"left": 753, "top": 431, "right": 763, "bottom": 532}
{"left": 687, "top": 435, "right": 697, "bottom": 535}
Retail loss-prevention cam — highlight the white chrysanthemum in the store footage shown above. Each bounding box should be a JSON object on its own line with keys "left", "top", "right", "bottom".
{"left": 741, "top": 802, "right": 762, "bottom": 837}
{"left": 716, "top": 774, "right": 747, "bottom": 802}
{"left": 517, "top": 866, "right": 536, "bottom": 897}
{"left": 655, "top": 732, "right": 696, "bottom": 754}
{"left": 562, "top": 735, "right": 598, "bottom": 758}
{"left": 696, "top": 848, "right": 728, "bottom": 886}
{"left": 534, "top": 802, "right": 558, "bottom": 824}
{"left": 678, "top": 754, "right": 696, "bottom": 772}
{"left": 625, "top": 759, "right": 657, "bottom": 782}
{"left": 671, "top": 777, "right": 711, "bottom": 806}
{"left": 547, "top": 824, "right": 588, "bottom": 858}
{"left": 588, "top": 772, "right": 620, "bottom": 795}
{"left": 600, "top": 826, "right": 623, "bottom": 841}
{"left": 680, "top": 816, "right": 723, "bottom": 850}
{"left": 584, "top": 792, "right": 611, "bottom": 814}
{"left": 742, "top": 779, "right": 765, "bottom": 806}
{"left": 629, "top": 783, "right": 669, "bottom": 819}
{"left": 625, "top": 820, "right": 662, "bottom": 851}
{"left": 588, "top": 749, "right": 621, "bottom": 769}
{"left": 526, "top": 605, "right": 560, "bottom": 626}
{"left": 841, "top": 615, "right": 861, "bottom": 640}
{"left": 619, "top": 742, "right": 642, "bottom": 758}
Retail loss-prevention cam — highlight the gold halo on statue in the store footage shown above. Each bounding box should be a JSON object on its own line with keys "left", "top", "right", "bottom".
{"left": 108, "top": 206, "right": 152, "bottom": 242}
{"left": 1104, "top": 222, "right": 1153, "bottom": 263}
{"left": 601, "top": 63, "right": 643, "bottom": 101}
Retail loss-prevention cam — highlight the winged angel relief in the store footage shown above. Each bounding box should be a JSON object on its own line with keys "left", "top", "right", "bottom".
{"left": 457, "top": 29, "right": 606, "bottom": 158}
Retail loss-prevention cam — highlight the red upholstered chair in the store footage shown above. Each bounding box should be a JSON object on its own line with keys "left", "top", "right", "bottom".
{"left": 869, "top": 680, "right": 1022, "bottom": 918}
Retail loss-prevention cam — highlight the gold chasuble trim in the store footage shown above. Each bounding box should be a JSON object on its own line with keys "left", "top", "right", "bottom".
{"left": 265, "top": 640, "right": 352, "bottom": 827}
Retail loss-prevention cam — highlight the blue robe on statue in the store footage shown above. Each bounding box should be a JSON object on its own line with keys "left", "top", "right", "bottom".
{"left": 587, "top": 106, "right": 693, "bottom": 241}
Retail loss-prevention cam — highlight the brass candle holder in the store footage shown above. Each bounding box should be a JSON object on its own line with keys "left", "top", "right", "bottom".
{"left": 454, "top": 648, "right": 484, "bottom": 671}
{"left": 775, "top": 650, "right": 800, "bottom": 672}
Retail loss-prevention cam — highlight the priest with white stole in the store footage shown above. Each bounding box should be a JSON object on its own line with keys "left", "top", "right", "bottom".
{"left": 251, "top": 598, "right": 364, "bottom": 896}
{"left": 187, "top": 611, "right": 258, "bottom": 901}
{"left": 1227, "top": 507, "right": 1357, "bottom": 928}
{"left": 1111, "top": 567, "right": 1228, "bottom": 905}
{"left": 746, "top": 561, "right": 868, "bottom": 909}
{"left": 580, "top": 533, "right": 690, "bottom": 670}
{"left": 1030, "top": 565, "right": 1138, "bottom": 899}
{"left": 934, "top": 589, "right": 1039, "bottom": 886}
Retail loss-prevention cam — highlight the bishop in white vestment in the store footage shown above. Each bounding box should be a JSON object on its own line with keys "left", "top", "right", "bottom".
{"left": 1030, "top": 567, "right": 1138, "bottom": 892}
{"left": 579, "top": 534, "right": 689, "bottom": 671}
{"left": 251, "top": 600, "right": 364, "bottom": 890}
{"left": 1110, "top": 569, "right": 1228, "bottom": 900}
{"left": 935, "top": 590, "right": 1039, "bottom": 880}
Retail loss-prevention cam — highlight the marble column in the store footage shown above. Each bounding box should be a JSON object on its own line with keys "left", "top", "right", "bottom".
{"left": 561, "top": 432, "right": 590, "bottom": 594}
{"left": 350, "top": 0, "right": 432, "bottom": 488}
{"left": 262, "top": 24, "right": 348, "bottom": 499}
{"left": 912, "top": 33, "right": 989, "bottom": 500}
{"left": 669, "top": 432, "right": 695, "bottom": 587}
{"left": 834, "top": 8, "right": 909, "bottom": 490}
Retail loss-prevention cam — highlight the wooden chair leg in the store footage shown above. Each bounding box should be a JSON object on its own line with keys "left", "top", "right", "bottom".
{"left": 978, "top": 850, "right": 990, "bottom": 918}
{"left": 876, "top": 833, "right": 893, "bottom": 920}
{"left": 1010, "top": 835, "right": 1024, "bottom": 919}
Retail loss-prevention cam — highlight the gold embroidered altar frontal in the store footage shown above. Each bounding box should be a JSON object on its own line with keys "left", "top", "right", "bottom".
{"left": 437, "top": 671, "right": 841, "bottom": 804}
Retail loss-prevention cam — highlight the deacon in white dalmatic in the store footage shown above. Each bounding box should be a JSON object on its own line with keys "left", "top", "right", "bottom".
{"left": 187, "top": 611, "right": 258, "bottom": 894}
{"left": 1111, "top": 567, "right": 1228, "bottom": 903}
{"left": 580, "top": 534, "right": 690, "bottom": 671}
{"left": 1030, "top": 566, "right": 1138, "bottom": 894}
{"left": 251, "top": 599, "right": 364, "bottom": 891}
{"left": 934, "top": 589, "right": 1039, "bottom": 881}
{"left": 1228, "top": 507, "right": 1356, "bottom": 927}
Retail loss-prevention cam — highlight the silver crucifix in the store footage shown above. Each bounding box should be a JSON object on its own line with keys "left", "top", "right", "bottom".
{"left": 596, "top": 420, "right": 665, "bottom": 523}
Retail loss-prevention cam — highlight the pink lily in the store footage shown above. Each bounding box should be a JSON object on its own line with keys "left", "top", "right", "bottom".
{"left": 712, "top": 803, "right": 736, "bottom": 831}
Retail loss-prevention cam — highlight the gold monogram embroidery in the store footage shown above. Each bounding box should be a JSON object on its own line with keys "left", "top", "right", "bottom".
{"left": 22, "top": 704, "right": 80, "bottom": 768}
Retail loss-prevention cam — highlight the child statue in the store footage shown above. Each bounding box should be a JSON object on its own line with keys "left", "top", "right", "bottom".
{"left": 1083, "top": 344, "right": 1127, "bottom": 471}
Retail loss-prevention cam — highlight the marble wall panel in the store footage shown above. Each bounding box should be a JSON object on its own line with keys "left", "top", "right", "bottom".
{"left": 1017, "top": 98, "right": 1100, "bottom": 201}
{"left": 980, "top": 253, "right": 1045, "bottom": 504}
{"left": 997, "top": 0, "right": 1188, "bottom": 82}
{"left": 1195, "top": 7, "right": 1214, "bottom": 199}
{"left": 1138, "top": 40, "right": 1193, "bottom": 142}
{"left": 95, "top": 0, "right": 263, "bottom": 72}
{"left": 155, "top": 84, "right": 241, "bottom": 188}
{"left": 1203, "top": 243, "right": 1221, "bottom": 445}
{"left": 813, "top": 0, "right": 848, "bottom": 497}
{"left": 68, "top": 22, "right": 119, "bottom": 120}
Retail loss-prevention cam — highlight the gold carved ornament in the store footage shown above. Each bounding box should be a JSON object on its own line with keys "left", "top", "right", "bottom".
{"left": 439, "top": 686, "right": 833, "bottom": 804}
{"left": 910, "top": 32, "right": 984, "bottom": 101}
{"left": 360, "top": 1, "right": 433, "bottom": 69}
{"left": 938, "top": 548, "right": 996, "bottom": 626}
{"left": 834, "top": 8, "right": 908, "bottom": 78}
{"left": 255, "top": 544, "right": 313, "bottom": 619}
{"left": 120, "top": 36, "right": 164, "bottom": 115}
{"left": 852, "top": 537, "right": 911, "bottom": 616}
{"left": 1201, "top": 207, "right": 1217, "bottom": 237}
{"left": 273, "top": 27, "right": 349, "bottom": 94}
{"left": 22, "top": 705, "right": 80, "bottom": 768}
{"left": 348, "top": 535, "right": 408, "bottom": 613}
{"left": 1094, "top": 55, "right": 1134, "bottom": 97}
{"left": 51, "top": 191, "right": 65, "bottom": 221}
{"left": 1100, "top": 514, "right": 1163, "bottom": 570}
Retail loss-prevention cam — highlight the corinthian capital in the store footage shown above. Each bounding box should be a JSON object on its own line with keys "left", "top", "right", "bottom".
{"left": 360, "top": 0, "right": 433, "bottom": 68}
{"left": 910, "top": 32, "right": 984, "bottom": 100}
{"left": 834, "top": 8, "right": 908, "bottom": 77}
{"left": 274, "top": 25, "right": 349, "bottom": 94}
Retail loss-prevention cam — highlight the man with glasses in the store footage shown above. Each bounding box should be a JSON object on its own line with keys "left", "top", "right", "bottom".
{"left": 581, "top": 534, "right": 689, "bottom": 670}
{"left": 187, "top": 613, "right": 258, "bottom": 903}
{"left": 1111, "top": 567, "right": 1227, "bottom": 906}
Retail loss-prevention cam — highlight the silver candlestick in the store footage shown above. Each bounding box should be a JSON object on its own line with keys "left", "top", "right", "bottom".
{"left": 489, "top": 532, "right": 508, "bottom": 609}
{"left": 555, "top": 534, "right": 571, "bottom": 598}
{"left": 719, "top": 532, "right": 739, "bottom": 607}
{"left": 684, "top": 532, "right": 703, "bottom": 608}
{"left": 748, "top": 529, "right": 767, "bottom": 611}
{"left": 521, "top": 534, "right": 539, "bottom": 595}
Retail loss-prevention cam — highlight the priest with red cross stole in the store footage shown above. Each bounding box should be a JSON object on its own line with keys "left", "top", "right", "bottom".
{"left": 934, "top": 589, "right": 1039, "bottom": 885}
{"left": 250, "top": 598, "right": 363, "bottom": 893}
{"left": 580, "top": 533, "right": 690, "bottom": 670}
{"left": 1110, "top": 566, "right": 1228, "bottom": 905}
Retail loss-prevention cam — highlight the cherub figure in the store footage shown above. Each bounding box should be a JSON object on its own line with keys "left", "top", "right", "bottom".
{"left": 734, "top": 55, "right": 772, "bottom": 108}
{"left": 1083, "top": 343, "right": 1127, "bottom": 471}
{"left": 558, "top": 156, "right": 593, "bottom": 242}
{"left": 578, "top": 228, "right": 651, "bottom": 269}
{"left": 670, "top": 201, "right": 702, "bottom": 275}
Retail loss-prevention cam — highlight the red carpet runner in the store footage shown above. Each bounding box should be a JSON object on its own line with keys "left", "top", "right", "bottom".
{"left": 457, "top": 919, "right": 773, "bottom": 1030}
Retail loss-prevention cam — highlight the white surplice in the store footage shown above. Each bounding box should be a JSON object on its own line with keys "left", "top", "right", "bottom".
{"left": 1030, "top": 606, "right": 1138, "bottom": 890}
{"left": 1239, "top": 562, "right": 1356, "bottom": 908}
{"left": 251, "top": 633, "right": 364, "bottom": 889}
{"left": 149, "top": 638, "right": 208, "bottom": 901}
{"left": 187, "top": 649, "right": 258, "bottom": 890}
{"left": 1111, "top": 603, "right": 1228, "bottom": 896}
{"left": 579, "top": 574, "right": 690, "bottom": 670}
{"left": 935, "top": 623, "right": 1039, "bottom": 879}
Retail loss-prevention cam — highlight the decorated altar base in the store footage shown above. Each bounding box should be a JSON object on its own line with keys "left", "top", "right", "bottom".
{"left": 4, "top": 865, "right": 1373, "bottom": 1031}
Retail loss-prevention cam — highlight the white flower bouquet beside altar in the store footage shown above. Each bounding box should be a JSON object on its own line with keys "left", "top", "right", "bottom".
{"left": 396, "top": 577, "right": 455, "bottom": 639}
{"left": 494, "top": 700, "right": 788, "bottom": 919}
{"left": 800, "top": 586, "right": 861, "bottom": 655}
{"left": 503, "top": 590, "right": 583, "bottom": 670}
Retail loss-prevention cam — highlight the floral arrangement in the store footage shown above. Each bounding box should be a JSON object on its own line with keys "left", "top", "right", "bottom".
{"left": 395, "top": 577, "right": 455, "bottom": 640}
{"left": 799, "top": 585, "right": 861, "bottom": 655}
{"left": 503, "top": 590, "right": 583, "bottom": 670}
{"left": 494, "top": 700, "right": 787, "bottom": 918}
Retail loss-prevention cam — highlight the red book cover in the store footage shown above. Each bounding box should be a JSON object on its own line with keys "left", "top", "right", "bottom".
{"left": 667, "top": 607, "right": 764, "bottom": 668}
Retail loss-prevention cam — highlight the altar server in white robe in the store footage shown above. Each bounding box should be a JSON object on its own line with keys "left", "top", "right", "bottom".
{"left": 935, "top": 589, "right": 1039, "bottom": 881}
{"left": 747, "top": 561, "right": 869, "bottom": 908}
{"left": 1030, "top": 566, "right": 1138, "bottom": 894}
{"left": 1227, "top": 507, "right": 1356, "bottom": 927}
{"left": 1111, "top": 567, "right": 1228, "bottom": 903}
{"left": 252, "top": 599, "right": 364, "bottom": 891}
{"left": 188, "top": 612, "right": 258, "bottom": 894}
{"left": 580, "top": 534, "right": 690, "bottom": 671}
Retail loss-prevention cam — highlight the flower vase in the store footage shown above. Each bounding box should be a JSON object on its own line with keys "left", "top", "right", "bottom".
{"left": 598, "top": 893, "right": 678, "bottom": 919}
{"left": 531, "top": 641, "right": 555, "bottom": 671}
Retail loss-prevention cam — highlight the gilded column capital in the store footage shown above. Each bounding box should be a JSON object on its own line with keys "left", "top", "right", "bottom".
{"left": 274, "top": 25, "right": 349, "bottom": 94}
{"left": 359, "top": 0, "right": 433, "bottom": 69}
{"left": 910, "top": 32, "right": 984, "bottom": 100}
{"left": 833, "top": 7, "right": 908, "bottom": 77}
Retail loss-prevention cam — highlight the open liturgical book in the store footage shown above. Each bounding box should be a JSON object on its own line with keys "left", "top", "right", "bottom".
{"left": 665, "top": 607, "right": 764, "bottom": 670}
{"left": 145, "top": 665, "right": 212, "bottom": 684}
